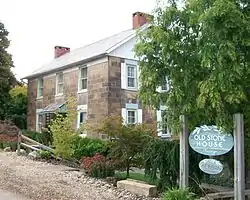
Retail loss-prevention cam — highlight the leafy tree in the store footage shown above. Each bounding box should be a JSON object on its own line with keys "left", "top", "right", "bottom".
{"left": 135, "top": 0, "right": 250, "bottom": 168}
{"left": 0, "top": 22, "right": 16, "bottom": 119}
{"left": 91, "top": 115, "right": 156, "bottom": 177}
{"left": 5, "top": 85, "right": 28, "bottom": 129}
{"left": 49, "top": 96, "right": 77, "bottom": 159}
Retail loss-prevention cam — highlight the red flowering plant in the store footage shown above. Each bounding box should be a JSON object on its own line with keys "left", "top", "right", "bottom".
{"left": 81, "top": 153, "right": 115, "bottom": 178}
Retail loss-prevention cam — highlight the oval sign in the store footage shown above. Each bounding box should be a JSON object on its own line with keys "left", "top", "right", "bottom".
{"left": 189, "top": 125, "right": 233, "bottom": 156}
{"left": 199, "top": 159, "right": 223, "bottom": 175}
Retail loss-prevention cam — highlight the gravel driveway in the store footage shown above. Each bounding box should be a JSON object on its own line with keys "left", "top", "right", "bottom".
{"left": 0, "top": 151, "right": 160, "bottom": 200}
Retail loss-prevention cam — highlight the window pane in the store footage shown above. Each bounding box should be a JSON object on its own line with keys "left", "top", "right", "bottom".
{"left": 81, "top": 79, "right": 87, "bottom": 90}
{"left": 128, "top": 77, "right": 135, "bottom": 88}
{"left": 162, "top": 80, "right": 169, "bottom": 91}
{"left": 57, "top": 84, "right": 63, "bottom": 94}
{"left": 161, "top": 111, "right": 169, "bottom": 134}
{"left": 127, "top": 66, "right": 135, "bottom": 77}
{"left": 80, "top": 112, "right": 87, "bottom": 123}
{"left": 57, "top": 73, "right": 63, "bottom": 83}
{"left": 127, "top": 110, "right": 136, "bottom": 124}
{"left": 81, "top": 67, "right": 87, "bottom": 78}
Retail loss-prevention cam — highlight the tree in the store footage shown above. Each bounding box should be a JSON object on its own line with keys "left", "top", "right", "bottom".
{"left": 49, "top": 96, "right": 77, "bottom": 159}
{"left": 0, "top": 22, "right": 16, "bottom": 119}
{"left": 92, "top": 115, "right": 156, "bottom": 177}
{"left": 5, "top": 85, "right": 28, "bottom": 129}
{"left": 135, "top": 0, "right": 250, "bottom": 166}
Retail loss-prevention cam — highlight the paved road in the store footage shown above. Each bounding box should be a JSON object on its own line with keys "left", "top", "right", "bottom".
{"left": 0, "top": 189, "right": 27, "bottom": 200}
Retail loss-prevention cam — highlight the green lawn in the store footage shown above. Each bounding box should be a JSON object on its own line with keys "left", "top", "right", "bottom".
{"left": 115, "top": 172, "right": 159, "bottom": 185}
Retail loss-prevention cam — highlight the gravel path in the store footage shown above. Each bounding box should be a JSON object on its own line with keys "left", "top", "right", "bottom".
{"left": 0, "top": 151, "right": 160, "bottom": 200}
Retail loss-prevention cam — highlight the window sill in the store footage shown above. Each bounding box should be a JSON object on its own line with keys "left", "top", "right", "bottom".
{"left": 77, "top": 89, "right": 88, "bottom": 94}
{"left": 36, "top": 97, "right": 43, "bottom": 100}
{"left": 55, "top": 93, "right": 64, "bottom": 97}
{"left": 123, "top": 87, "right": 138, "bottom": 91}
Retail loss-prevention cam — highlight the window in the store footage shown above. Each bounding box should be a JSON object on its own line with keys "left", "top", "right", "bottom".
{"left": 79, "top": 112, "right": 87, "bottom": 124}
{"left": 156, "top": 108, "right": 171, "bottom": 137}
{"left": 36, "top": 109, "right": 43, "bottom": 132}
{"left": 161, "top": 110, "right": 170, "bottom": 135}
{"left": 79, "top": 66, "right": 87, "bottom": 91}
{"left": 127, "top": 110, "right": 136, "bottom": 124}
{"left": 161, "top": 78, "right": 169, "bottom": 91}
{"left": 127, "top": 65, "right": 136, "bottom": 88}
{"left": 121, "top": 106, "right": 142, "bottom": 125}
{"left": 37, "top": 78, "right": 43, "bottom": 98}
{"left": 56, "top": 73, "right": 64, "bottom": 95}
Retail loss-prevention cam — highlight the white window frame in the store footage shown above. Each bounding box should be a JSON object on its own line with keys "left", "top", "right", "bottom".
{"left": 127, "top": 64, "right": 137, "bottom": 89}
{"left": 121, "top": 59, "right": 139, "bottom": 91}
{"left": 36, "top": 109, "right": 43, "bottom": 132}
{"left": 156, "top": 76, "right": 170, "bottom": 93}
{"left": 157, "top": 106, "right": 171, "bottom": 137}
{"left": 78, "top": 65, "right": 88, "bottom": 92}
{"left": 56, "top": 72, "right": 64, "bottom": 95}
{"left": 37, "top": 78, "right": 43, "bottom": 98}
{"left": 77, "top": 105, "right": 87, "bottom": 132}
{"left": 126, "top": 109, "right": 137, "bottom": 124}
{"left": 121, "top": 107, "right": 142, "bottom": 125}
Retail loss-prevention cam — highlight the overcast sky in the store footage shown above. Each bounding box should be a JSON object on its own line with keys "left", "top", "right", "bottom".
{"left": 0, "top": 0, "right": 158, "bottom": 80}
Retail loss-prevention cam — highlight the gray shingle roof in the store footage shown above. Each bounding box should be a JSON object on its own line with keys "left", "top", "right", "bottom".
{"left": 23, "top": 28, "right": 137, "bottom": 79}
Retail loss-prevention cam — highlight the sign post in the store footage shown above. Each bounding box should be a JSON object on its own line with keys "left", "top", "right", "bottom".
{"left": 234, "top": 113, "right": 245, "bottom": 200}
{"left": 179, "top": 115, "right": 189, "bottom": 188}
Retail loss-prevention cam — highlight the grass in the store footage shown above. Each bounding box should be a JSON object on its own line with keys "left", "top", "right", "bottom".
{"left": 115, "top": 172, "right": 159, "bottom": 185}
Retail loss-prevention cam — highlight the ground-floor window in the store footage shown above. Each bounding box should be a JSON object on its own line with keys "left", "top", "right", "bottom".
{"left": 121, "top": 104, "right": 142, "bottom": 125}
{"left": 156, "top": 106, "right": 171, "bottom": 137}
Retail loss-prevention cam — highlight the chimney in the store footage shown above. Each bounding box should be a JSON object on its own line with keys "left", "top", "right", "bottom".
{"left": 54, "top": 46, "right": 70, "bottom": 58}
{"left": 132, "top": 12, "right": 153, "bottom": 29}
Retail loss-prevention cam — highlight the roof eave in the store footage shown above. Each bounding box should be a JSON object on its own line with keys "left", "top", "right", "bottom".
{"left": 22, "top": 53, "right": 107, "bottom": 80}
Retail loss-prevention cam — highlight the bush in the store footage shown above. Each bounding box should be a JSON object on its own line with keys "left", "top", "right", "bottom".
{"left": 38, "top": 150, "right": 52, "bottom": 160}
{"left": 81, "top": 153, "right": 115, "bottom": 178}
{"left": 163, "top": 188, "right": 197, "bottom": 200}
{"left": 72, "top": 135, "right": 109, "bottom": 160}
{"left": 144, "top": 139, "right": 205, "bottom": 193}
{"left": 22, "top": 130, "right": 53, "bottom": 146}
{"left": 0, "top": 141, "right": 17, "bottom": 151}
{"left": 90, "top": 115, "right": 155, "bottom": 178}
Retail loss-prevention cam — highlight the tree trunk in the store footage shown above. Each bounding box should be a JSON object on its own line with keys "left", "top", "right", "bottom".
{"left": 126, "top": 160, "right": 130, "bottom": 178}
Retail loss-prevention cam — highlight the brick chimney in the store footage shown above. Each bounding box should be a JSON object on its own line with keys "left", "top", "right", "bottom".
{"left": 54, "top": 46, "right": 70, "bottom": 58}
{"left": 132, "top": 12, "right": 153, "bottom": 29}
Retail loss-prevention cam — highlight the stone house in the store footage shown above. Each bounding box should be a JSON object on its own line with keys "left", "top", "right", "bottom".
{"left": 22, "top": 11, "right": 170, "bottom": 138}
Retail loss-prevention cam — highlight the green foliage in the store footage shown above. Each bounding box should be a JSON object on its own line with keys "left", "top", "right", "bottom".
{"left": 0, "top": 141, "right": 17, "bottom": 151}
{"left": 0, "top": 22, "right": 16, "bottom": 120}
{"left": 91, "top": 115, "right": 155, "bottom": 178}
{"left": 163, "top": 188, "right": 197, "bottom": 200}
{"left": 5, "top": 85, "right": 27, "bottom": 129}
{"left": 71, "top": 135, "right": 109, "bottom": 160}
{"left": 135, "top": 0, "right": 250, "bottom": 166}
{"left": 49, "top": 96, "right": 77, "bottom": 159}
{"left": 23, "top": 130, "right": 53, "bottom": 146}
{"left": 38, "top": 150, "right": 52, "bottom": 160}
{"left": 144, "top": 139, "right": 204, "bottom": 192}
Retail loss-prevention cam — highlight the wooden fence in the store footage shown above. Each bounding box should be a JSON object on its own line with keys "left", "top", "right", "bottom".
{"left": 17, "top": 131, "right": 54, "bottom": 155}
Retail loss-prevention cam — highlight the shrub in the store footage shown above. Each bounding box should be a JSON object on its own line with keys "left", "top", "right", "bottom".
{"left": 22, "top": 130, "right": 53, "bottom": 146}
{"left": 38, "top": 150, "right": 52, "bottom": 160}
{"left": 144, "top": 139, "right": 205, "bottom": 192}
{"left": 49, "top": 96, "right": 77, "bottom": 159}
{"left": 81, "top": 153, "right": 115, "bottom": 178}
{"left": 72, "top": 135, "right": 109, "bottom": 160}
{"left": 89, "top": 115, "right": 155, "bottom": 177}
{"left": 163, "top": 188, "right": 197, "bottom": 200}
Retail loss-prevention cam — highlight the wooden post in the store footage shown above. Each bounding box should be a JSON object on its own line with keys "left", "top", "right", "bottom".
{"left": 234, "top": 113, "right": 245, "bottom": 200}
{"left": 179, "top": 115, "right": 189, "bottom": 188}
{"left": 17, "top": 131, "right": 21, "bottom": 155}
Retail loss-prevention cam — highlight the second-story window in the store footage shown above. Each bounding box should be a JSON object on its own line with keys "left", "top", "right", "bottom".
{"left": 37, "top": 78, "right": 43, "bottom": 98}
{"left": 127, "top": 65, "right": 136, "bottom": 88}
{"left": 79, "top": 66, "right": 87, "bottom": 91}
{"left": 56, "top": 72, "right": 64, "bottom": 95}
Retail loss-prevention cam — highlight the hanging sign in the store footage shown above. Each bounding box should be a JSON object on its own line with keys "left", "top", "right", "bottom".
{"left": 199, "top": 158, "right": 223, "bottom": 175}
{"left": 189, "top": 125, "right": 233, "bottom": 156}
